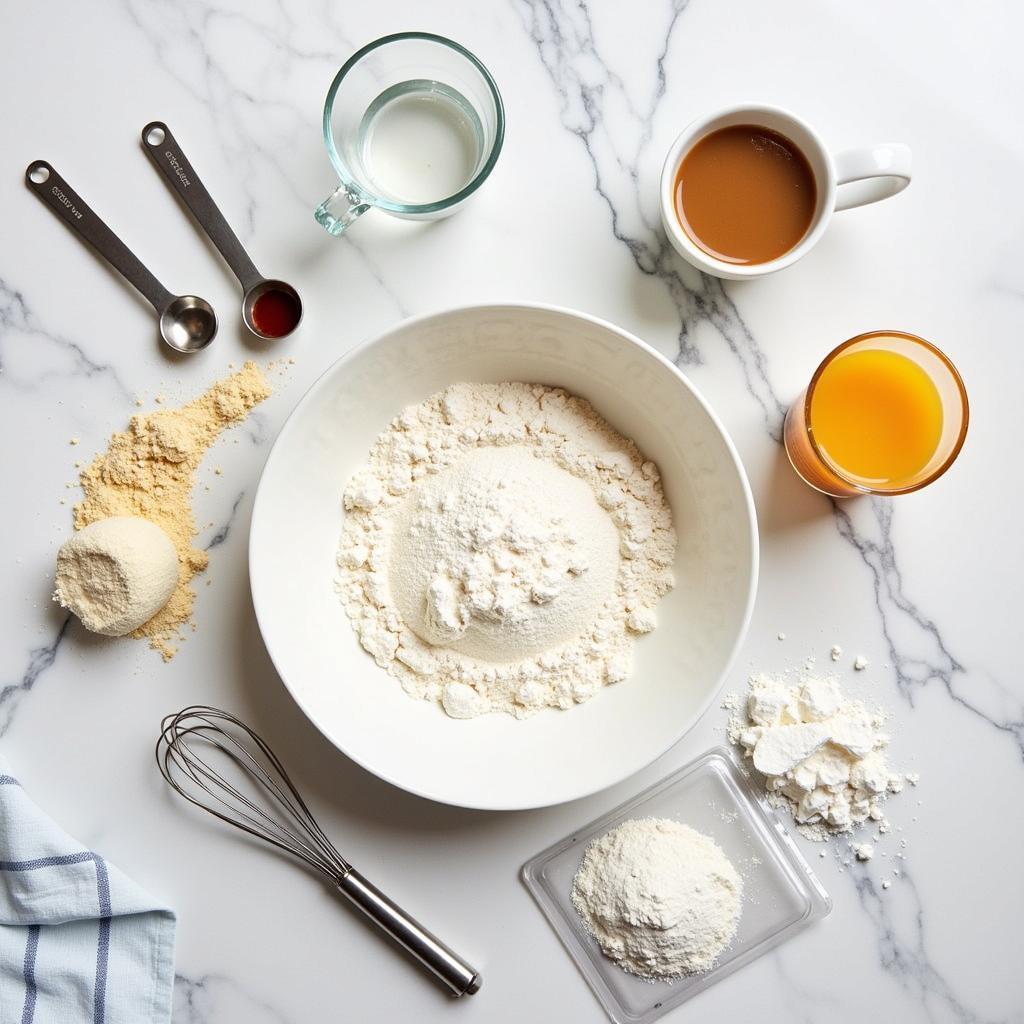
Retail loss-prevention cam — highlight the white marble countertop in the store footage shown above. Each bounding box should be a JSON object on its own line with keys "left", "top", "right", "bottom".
{"left": 2, "top": 1, "right": 1022, "bottom": 1021}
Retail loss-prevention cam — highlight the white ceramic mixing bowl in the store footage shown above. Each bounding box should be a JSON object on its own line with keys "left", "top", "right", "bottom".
{"left": 249, "top": 304, "right": 757, "bottom": 810}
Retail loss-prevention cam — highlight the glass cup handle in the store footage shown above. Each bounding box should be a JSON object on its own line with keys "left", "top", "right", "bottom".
{"left": 833, "top": 144, "right": 912, "bottom": 212}
{"left": 315, "top": 184, "right": 371, "bottom": 236}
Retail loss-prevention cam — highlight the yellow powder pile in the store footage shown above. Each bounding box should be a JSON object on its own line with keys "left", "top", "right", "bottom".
{"left": 74, "top": 361, "right": 271, "bottom": 659}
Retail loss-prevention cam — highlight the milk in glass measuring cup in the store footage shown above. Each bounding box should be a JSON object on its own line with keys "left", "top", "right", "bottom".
{"left": 315, "top": 33, "right": 504, "bottom": 235}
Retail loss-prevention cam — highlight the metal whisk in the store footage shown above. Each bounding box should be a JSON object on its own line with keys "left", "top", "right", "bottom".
{"left": 156, "top": 705, "right": 481, "bottom": 997}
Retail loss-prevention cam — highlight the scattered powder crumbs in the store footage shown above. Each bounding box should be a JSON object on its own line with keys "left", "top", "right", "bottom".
{"left": 830, "top": 645, "right": 842, "bottom": 662}
{"left": 70, "top": 437, "right": 80, "bottom": 446}
{"left": 73, "top": 362, "right": 271, "bottom": 659}
{"left": 854, "top": 655, "right": 869, "bottom": 671}
{"left": 882, "top": 880, "right": 891, "bottom": 890}
{"left": 727, "top": 669, "right": 911, "bottom": 842}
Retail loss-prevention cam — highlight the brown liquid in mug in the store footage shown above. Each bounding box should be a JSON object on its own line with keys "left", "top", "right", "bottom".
{"left": 674, "top": 125, "right": 817, "bottom": 265}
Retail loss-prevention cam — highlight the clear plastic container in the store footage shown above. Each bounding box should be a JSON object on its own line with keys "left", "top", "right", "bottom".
{"left": 521, "top": 746, "right": 831, "bottom": 1023}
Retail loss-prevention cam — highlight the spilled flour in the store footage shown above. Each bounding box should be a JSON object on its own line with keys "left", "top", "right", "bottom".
{"left": 572, "top": 818, "right": 742, "bottom": 980}
{"left": 74, "top": 362, "right": 271, "bottom": 658}
{"left": 726, "top": 671, "right": 912, "bottom": 840}
{"left": 337, "top": 383, "right": 677, "bottom": 718}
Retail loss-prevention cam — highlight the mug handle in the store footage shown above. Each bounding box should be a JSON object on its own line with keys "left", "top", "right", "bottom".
{"left": 315, "top": 184, "right": 371, "bottom": 236}
{"left": 833, "top": 144, "right": 912, "bottom": 212}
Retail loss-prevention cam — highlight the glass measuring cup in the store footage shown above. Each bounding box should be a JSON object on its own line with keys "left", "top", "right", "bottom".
{"left": 784, "top": 331, "right": 969, "bottom": 497}
{"left": 315, "top": 33, "right": 504, "bottom": 236}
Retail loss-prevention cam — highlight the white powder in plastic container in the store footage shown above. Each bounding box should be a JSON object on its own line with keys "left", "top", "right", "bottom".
{"left": 571, "top": 817, "right": 743, "bottom": 980}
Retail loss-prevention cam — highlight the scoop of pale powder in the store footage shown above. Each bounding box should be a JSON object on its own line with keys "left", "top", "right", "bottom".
{"left": 55, "top": 516, "right": 178, "bottom": 635}
{"left": 74, "top": 362, "right": 271, "bottom": 658}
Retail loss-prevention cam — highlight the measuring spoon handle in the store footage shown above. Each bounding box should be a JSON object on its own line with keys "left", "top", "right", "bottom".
{"left": 142, "top": 121, "right": 263, "bottom": 293}
{"left": 25, "top": 161, "right": 173, "bottom": 314}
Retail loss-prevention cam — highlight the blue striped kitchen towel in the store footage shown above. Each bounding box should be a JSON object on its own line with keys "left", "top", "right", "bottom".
{"left": 0, "top": 757, "right": 175, "bottom": 1024}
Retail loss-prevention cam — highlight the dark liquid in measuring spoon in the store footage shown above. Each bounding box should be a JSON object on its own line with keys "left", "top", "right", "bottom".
{"left": 674, "top": 124, "right": 817, "bottom": 265}
{"left": 251, "top": 289, "right": 300, "bottom": 338}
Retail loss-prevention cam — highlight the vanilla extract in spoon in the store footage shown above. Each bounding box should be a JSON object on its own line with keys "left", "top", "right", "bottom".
{"left": 142, "top": 121, "right": 302, "bottom": 341}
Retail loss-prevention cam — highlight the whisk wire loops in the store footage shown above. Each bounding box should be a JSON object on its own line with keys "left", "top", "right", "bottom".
{"left": 156, "top": 706, "right": 351, "bottom": 880}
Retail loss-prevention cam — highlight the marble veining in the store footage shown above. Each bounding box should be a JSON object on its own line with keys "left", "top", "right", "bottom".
{"left": 848, "top": 865, "right": 996, "bottom": 1024}
{"left": 173, "top": 973, "right": 293, "bottom": 1024}
{"left": 0, "top": 0, "right": 1020, "bottom": 1021}
{"left": 0, "top": 278, "right": 131, "bottom": 400}
{"left": 514, "top": 0, "right": 787, "bottom": 435}
{"left": 834, "top": 500, "right": 1024, "bottom": 759}
{"left": 0, "top": 617, "right": 70, "bottom": 738}
{"left": 204, "top": 491, "right": 247, "bottom": 551}
{"left": 120, "top": 0, "right": 319, "bottom": 237}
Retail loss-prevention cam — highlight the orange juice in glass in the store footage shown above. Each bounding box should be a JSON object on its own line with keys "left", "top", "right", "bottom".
{"left": 784, "top": 331, "right": 968, "bottom": 498}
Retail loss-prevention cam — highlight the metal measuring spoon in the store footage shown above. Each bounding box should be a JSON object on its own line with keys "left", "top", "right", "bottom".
{"left": 25, "top": 161, "right": 217, "bottom": 353}
{"left": 141, "top": 122, "right": 302, "bottom": 341}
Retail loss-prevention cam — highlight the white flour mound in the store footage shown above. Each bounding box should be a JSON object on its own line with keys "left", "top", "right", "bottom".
{"left": 727, "top": 672, "right": 909, "bottom": 839}
{"left": 572, "top": 818, "right": 743, "bottom": 980}
{"left": 336, "top": 383, "right": 676, "bottom": 719}
{"left": 389, "top": 447, "right": 619, "bottom": 661}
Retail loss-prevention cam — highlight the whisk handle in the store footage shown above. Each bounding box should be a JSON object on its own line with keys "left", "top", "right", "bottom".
{"left": 337, "top": 870, "right": 481, "bottom": 997}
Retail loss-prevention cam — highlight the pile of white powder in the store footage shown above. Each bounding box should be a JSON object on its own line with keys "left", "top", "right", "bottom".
{"left": 571, "top": 818, "right": 742, "bottom": 980}
{"left": 337, "top": 383, "right": 676, "bottom": 719}
{"left": 726, "top": 672, "right": 911, "bottom": 839}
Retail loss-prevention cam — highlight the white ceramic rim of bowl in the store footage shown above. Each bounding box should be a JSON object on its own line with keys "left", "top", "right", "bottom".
{"left": 249, "top": 302, "right": 759, "bottom": 809}
{"left": 659, "top": 103, "right": 837, "bottom": 280}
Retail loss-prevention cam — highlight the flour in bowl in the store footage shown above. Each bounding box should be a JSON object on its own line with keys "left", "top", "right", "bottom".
{"left": 336, "top": 383, "right": 677, "bottom": 718}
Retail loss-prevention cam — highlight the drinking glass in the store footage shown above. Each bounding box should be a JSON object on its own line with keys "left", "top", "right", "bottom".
{"left": 783, "top": 330, "right": 969, "bottom": 497}
{"left": 315, "top": 33, "right": 504, "bottom": 236}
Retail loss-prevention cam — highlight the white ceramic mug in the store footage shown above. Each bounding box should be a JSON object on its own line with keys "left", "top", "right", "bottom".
{"left": 659, "top": 104, "right": 912, "bottom": 280}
